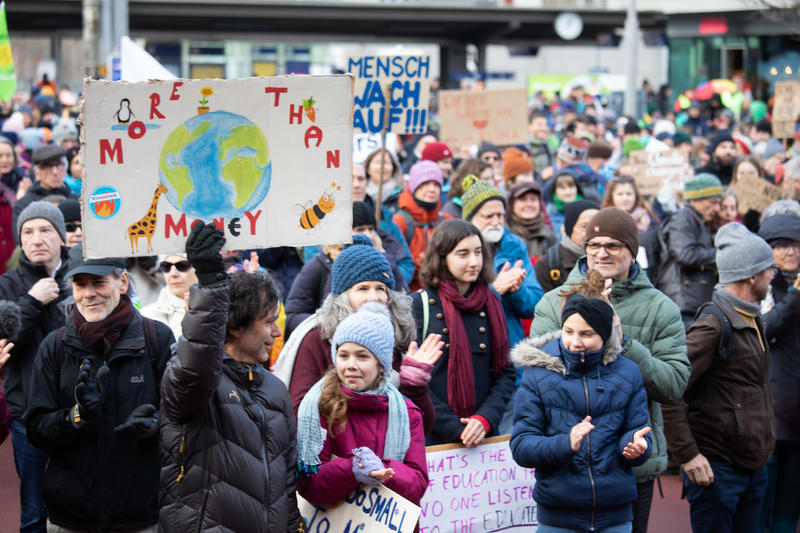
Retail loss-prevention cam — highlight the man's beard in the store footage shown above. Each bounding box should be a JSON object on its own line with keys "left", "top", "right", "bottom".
{"left": 481, "top": 224, "right": 504, "bottom": 244}
{"left": 714, "top": 154, "right": 736, "bottom": 168}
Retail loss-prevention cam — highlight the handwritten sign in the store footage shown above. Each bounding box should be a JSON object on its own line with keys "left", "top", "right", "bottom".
{"left": 731, "top": 171, "right": 788, "bottom": 214}
{"left": 348, "top": 54, "right": 431, "bottom": 134}
{"left": 353, "top": 132, "right": 399, "bottom": 164}
{"left": 438, "top": 88, "right": 528, "bottom": 147}
{"left": 419, "top": 435, "right": 538, "bottom": 533}
{"left": 81, "top": 76, "right": 353, "bottom": 258}
{"left": 629, "top": 149, "right": 692, "bottom": 197}
{"left": 299, "top": 484, "right": 420, "bottom": 533}
{"left": 772, "top": 81, "right": 800, "bottom": 139}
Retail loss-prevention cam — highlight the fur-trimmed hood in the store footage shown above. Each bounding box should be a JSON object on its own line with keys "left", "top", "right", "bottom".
{"left": 511, "top": 329, "right": 622, "bottom": 376}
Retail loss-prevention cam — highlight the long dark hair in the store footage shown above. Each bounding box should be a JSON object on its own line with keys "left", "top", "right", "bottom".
{"left": 601, "top": 175, "right": 659, "bottom": 223}
{"left": 447, "top": 159, "right": 491, "bottom": 199}
{"left": 419, "top": 219, "right": 495, "bottom": 289}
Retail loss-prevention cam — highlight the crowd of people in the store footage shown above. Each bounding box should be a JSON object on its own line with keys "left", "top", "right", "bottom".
{"left": 0, "top": 76, "right": 798, "bottom": 533}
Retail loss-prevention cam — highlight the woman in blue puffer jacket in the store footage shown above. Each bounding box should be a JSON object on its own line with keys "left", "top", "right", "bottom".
{"left": 510, "top": 271, "right": 651, "bottom": 533}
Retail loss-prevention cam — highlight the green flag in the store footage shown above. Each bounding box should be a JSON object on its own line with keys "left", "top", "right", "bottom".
{"left": 0, "top": 1, "right": 16, "bottom": 102}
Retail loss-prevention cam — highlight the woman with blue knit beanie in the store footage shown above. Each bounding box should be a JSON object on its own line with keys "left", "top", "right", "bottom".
{"left": 296, "top": 303, "right": 437, "bottom": 514}
{"left": 510, "top": 270, "right": 652, "bottom": 533}
{"left": 273, "top": 234, "right": 440, "bottom": 434}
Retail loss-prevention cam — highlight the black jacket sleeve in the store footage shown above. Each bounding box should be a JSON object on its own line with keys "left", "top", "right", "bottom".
{"left": 160, "top": 283, "right": 229, "bottom": 424}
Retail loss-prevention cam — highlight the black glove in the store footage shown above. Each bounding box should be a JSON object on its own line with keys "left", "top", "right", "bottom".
{"left": 114, "top": 404, "right": 160, "bottom": 440}
{"left": 186, "top": 221, "right": 227, "bottom": 286}
{"left": 70, "top": 359, "right": 110, "bottom": 427}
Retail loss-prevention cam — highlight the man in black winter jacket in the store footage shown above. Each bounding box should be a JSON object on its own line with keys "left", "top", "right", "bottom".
{"left": 0, "top": 201, "right": 70, "bottom": 533}
{"left": 159, "top": 223, "right": 305, "bottom": 533}
{"left": 25, "top": 244, "right": 175, "bottom": 533}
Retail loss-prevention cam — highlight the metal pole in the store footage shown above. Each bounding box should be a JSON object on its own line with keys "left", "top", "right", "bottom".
{"left": 82, "top": 0, "right": 101, "bottom": 78}
{"left": 623, "top": 0, "right": 639, "bottom": 117}
{"left": 113, "top": 0, "right": 129, "bottom": 48}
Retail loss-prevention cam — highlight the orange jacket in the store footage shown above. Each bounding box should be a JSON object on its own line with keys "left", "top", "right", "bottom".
{"left": 392, "top": 187, "right": 452, "bottom": 291}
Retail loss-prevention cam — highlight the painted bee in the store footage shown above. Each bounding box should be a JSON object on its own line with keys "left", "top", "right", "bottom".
{"left": 294, "top": 182, "right": 341, "bottom": 230}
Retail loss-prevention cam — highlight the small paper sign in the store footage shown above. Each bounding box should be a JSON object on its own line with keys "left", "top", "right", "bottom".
{"left": 731, "top": 171, "right": 789, "bottom": 214}
{"left": 629, "top": 149, "right": 692, "bottom": 197}
{"left": 772, "top": 81, "right": 800, "bottom": 139}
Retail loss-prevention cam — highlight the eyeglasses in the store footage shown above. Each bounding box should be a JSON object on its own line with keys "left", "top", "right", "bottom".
{"left": 773, "top": 243, "right": 800, "bottom": 254}
{"left": 39, "top": 160, "right": 66, "bottom": 170}
{"left": 159, "top": 260, "right": 192, "bottom": 273}
{"left": 481, "top": 155, "right": 499, "bottom": 162}
{"left": 65, "top": 222, "right": 81, "bottom": 232}
{"left": 585, "top": 241, "right": 627, "bottom": 255}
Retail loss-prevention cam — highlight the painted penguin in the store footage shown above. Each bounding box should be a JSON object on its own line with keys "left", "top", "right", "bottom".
{"left": 115, "top": 98, "right": 134, "bottom": 124}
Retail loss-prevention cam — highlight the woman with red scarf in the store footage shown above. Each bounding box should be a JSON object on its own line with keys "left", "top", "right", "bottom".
{"left": 412, "top": 219, "right": 516, "bottom": 446}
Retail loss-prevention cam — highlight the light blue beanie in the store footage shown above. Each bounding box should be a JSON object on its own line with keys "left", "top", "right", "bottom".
{"left": 330, "top": 301, "right": 394, "bottom": 373}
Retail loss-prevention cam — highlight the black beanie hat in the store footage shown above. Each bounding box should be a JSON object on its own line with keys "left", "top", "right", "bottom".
{"left": 352, "top": 201, "right": 377, "bottom": 229}
{"left": 58, "top": 199, "right": 81, "bottom": 224}
{"left": 561, "top": 294, "right": 614, "bottom": 343}
{"left": 563, "top": 199, "right": 601, "bottom": 238}
{"left": 706, "top": 130, "right": 735, "bottom": 155}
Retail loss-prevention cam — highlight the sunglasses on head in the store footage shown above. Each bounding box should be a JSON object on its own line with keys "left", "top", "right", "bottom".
{"left": 160, "top": 260, "right": 192, "bottom": 273}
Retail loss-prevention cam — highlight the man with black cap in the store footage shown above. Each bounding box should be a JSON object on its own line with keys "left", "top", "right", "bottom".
{"left": 534, "top": 199, "right": 599, "bottom": 292}
{"left": 532, "top": 207, "right": 689, "bottom": 533}
{"left": 58, "top": 198, "right": 82, "bottom": 248}
{"left": 756, "top": 214, "right": 800, "bottom": 532}
{"left": 663, "top": 223, "right": 779, "bottom": 533}
{"left": 695, "top": 130, "right": 737, "bottom": 186}
{"left": 13, "top": 144, "right": 79, "bottom": 243}
{"left": 24, "top": 243, "right": 175, "bottom": 533}
{"left": 0, "top": 200, "right": 71, "bottom": 533}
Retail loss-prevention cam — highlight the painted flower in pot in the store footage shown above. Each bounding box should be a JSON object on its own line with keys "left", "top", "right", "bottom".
{"left": 198, "top": 87, "right": 213, "bottom": 114}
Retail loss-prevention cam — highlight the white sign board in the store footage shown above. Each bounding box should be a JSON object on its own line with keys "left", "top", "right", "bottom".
{"left": 420, "top": 435, "right": 538, "bottom": 532}
{"left": 348, "top": 54, "right": 431, "bottom": 134}
{"left": 299, "top": 484, "right": 420, "bottom": 533}
{"left": 80, "top": 76, "right": 353, "bottom": 258}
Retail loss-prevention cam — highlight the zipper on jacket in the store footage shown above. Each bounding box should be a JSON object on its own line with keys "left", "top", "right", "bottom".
{"left": 581, "top": 353, "right": 597, "bottom": 531}
{"left": 176, "top": 433, "right": 185, "bottom": 483}
{"left": 247, "top": 364, "right": 253, "bottom": 381}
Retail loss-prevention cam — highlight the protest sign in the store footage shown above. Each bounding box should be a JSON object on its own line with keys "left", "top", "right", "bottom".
{"left": 347, "top": 54, "right": 431, "bottom": 134}
{"left": 731, "top": 171, "right": 788, "bottom": 215}
{"left": 81, "top": 76, "right": 353, "bottom": 258}
{"left": 353, "top": 132, "right": 399, "bottom": 164}
{"left": 419, "top": 435, "right": 537, "bottom": 533}
{"left": 299, "top": 484, "right": 420, "bottom": 533}
{"left": 438, "top": 88, "right": 528, "bottom": 147}
{"left": 628, "top": 149, "right": 692, "bottom": 197}
{"left": 772, "top": 81, "right": 800, "bottom": 139}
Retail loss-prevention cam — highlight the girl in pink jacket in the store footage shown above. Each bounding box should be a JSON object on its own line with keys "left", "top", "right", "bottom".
{"left": 296, "top": 303, "right": 442, "bottom": 508}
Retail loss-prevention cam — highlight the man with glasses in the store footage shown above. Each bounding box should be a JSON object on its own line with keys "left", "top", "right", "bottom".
{"left": 58, "top": 199, "right": 82, "bottom": 248}
{"left": 756, "top": 214, "right": 800, "bottom": 532}
{"left": 663, "top": 223, "right": 782, "bottom": 533}
{"left": 13, "top": 145, "right": 79, "bottom": 244}
{"left": 659, "top": 173, "right": 723, "bottom": 326}
{"left": 531, "top": 207, "right": 689, "bottom": 533}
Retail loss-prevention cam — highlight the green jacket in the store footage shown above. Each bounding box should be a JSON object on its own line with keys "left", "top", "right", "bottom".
{"left": 531, "top": 258, "right": 690, "bottom": 482}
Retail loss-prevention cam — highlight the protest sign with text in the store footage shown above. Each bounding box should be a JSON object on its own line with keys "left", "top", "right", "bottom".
{"left": 772, "top": 81, "right": 800, "bottom": 139}
{"left": 348, "top": 54, "right": 431, "bottom": 134}
{"left": 299, "top": 483, "right": 420, "bottom": 533}
{"left": 81, "top": 76, "right": 353, "bottom": 258}
{"left": 438, "top": 88, "right": 528, "bottom": 147}
{"left": 419, "top": 435, "right": 538, "bottom": 533}
{"left": 629, "top": 149, "right": 692, "bottom": 197}
{"left": 731, "top": 171, "right": 789, "bottom": 215}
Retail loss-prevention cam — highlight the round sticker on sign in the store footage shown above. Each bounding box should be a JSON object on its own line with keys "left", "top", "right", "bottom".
{"left": 89, "top": 185, "right": 122, "bottom": 219}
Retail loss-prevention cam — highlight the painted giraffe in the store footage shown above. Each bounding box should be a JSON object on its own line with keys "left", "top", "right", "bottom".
{"left": 127, "top": 184, "right": 168, "bottom": 254}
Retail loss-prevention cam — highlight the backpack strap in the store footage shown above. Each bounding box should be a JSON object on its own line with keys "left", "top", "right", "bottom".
{"left": 693, "top": 301, "right": 732, "bottom": 362}
{"left": 419, "top": 289, "right": 429, "bottom": 339}
{"left": 398, "top": 210, "right": 444, "bottom": 247}
{"left": 546, "top": 244, "right": 562, "bottom": 282}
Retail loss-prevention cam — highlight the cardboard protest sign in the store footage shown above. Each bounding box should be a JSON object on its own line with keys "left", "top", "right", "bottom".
{"left": 419, "top": 435, "right": 538, "bottom": 533}
{"left": 348, "top": 54, "right": 431, "bottom": 134}
{"left": 299, "top": 484, "right": 420, "bottom": 533}
{"left": 80, "top": 76, "right": 353, "bottom": 258}
{"left": 628, "top": 149, "right": 692, "bottom": 197}
{"left": 772, "top": 81, "right": 800, "bottom": 139}
{"left": 731, "top": 171, "right": 788, "bottom": 215}
{"left": 438, "top": 88, "right": 528, "bottom": 147}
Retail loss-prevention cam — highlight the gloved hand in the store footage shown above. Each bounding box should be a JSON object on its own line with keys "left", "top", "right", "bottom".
{"left": 351, "top": 446, "right": 384, "bottom": 485}
{"left": 114, "top": 404, "right": 160, "bottom": 440}
{"left": 186, "top": 221, "right": 227, "bottom": 286}
{"left": 70, "top": 359, "right": 109, "bottom": 427}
